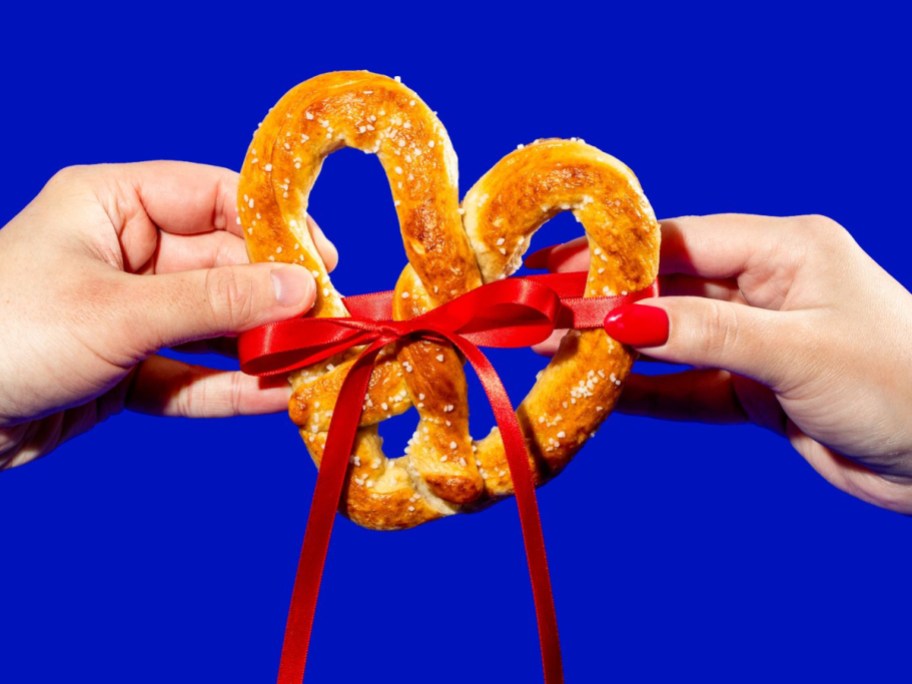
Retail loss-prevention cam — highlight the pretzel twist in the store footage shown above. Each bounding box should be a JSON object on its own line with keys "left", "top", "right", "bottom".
{"left": 239, "top": 71, "right": 659, "bottom": 530}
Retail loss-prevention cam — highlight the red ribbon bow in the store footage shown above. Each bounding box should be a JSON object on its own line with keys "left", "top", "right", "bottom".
{"left": 239, "top": 270, "right": 658, "bottom": 684}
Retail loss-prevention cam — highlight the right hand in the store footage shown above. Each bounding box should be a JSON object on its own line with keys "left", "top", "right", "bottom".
{"left": 535, "top": 214, "right": 912, "bottom": 513}
{"left": 0, "top": 162, "right": 337, "bottom": 469}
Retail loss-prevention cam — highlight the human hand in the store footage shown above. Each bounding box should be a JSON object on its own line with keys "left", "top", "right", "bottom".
{"left": 532, "top": 215, "right": 912, "bottom": 513}
{"left": 0, "top": 162, "right": 337, "bottom": 469}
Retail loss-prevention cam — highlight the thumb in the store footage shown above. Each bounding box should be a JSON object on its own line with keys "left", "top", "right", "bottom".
{"left": 128, "top": 262, "right": 316, "bottom": 350}
{"left": 605, "top": 297, "right": 794, "bottom": 388}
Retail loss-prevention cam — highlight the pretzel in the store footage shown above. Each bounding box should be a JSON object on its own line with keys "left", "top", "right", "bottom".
{"left": 238, "top": 71, "right": 660, "bottom": 530}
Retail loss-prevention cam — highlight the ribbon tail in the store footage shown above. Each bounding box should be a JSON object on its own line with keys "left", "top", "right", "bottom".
{"left": 275, "top": 340, "right": 386, "bottom": 684}
{"left": 446, "top": 335, "right": 564, "bottom": 684}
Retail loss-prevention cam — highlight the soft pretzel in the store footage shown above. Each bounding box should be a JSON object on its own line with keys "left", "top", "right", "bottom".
{"left": 238, "top": 71, "right": 660, "bottom": 530}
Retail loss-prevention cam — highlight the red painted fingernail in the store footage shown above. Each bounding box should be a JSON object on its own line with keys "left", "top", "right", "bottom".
{"left": 603, "top": 304, "right": 669, "bottom": 347}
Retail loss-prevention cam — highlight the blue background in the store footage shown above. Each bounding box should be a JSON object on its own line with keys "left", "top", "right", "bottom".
{"left": 2, "top": 3, "right": 910, "bottom": 682}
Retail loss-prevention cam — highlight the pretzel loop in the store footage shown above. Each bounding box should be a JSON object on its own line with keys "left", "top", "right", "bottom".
{"left": 239, "top": 71, "right": 660, "bottom": 530}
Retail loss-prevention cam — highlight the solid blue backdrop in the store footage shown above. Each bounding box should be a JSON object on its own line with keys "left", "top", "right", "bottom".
{"left": 1, "top": 3, "right": 910, "bottom": 682}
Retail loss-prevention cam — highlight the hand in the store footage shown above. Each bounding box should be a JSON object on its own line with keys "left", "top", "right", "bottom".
{"left": 535, "top": 215, "right": 912, "bottom": 513}
{"left": 0, "top": 162, "right": 337, "bottom": 469}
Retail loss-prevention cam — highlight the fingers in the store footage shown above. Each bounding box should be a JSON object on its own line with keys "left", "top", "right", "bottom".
{"left": 153, "top": 230, "right": 249, "bottom": 273}
{"left": 171, "top": 337, "right": 240, "bottom": 358}
{"left": 658, "top": 214, "right": 793, "bottom": 278}
{"left": 307, "top": 215, "right": 338, "bottom": 272}
{"left": 526, "top": 214, "right": 794, "bottom": 280}
{"left": 151, "top": 214, "right": 338, "bottom": 275}
{"left": 531, "top": 275, "right": 744, "bottom": 358}
{"left": 51, "top": 162, "right": 238, "bottom": 267}
{"left": 127, "top": 355, "right": 291, "bottom": 417}
{"left": 618, "top": 369, "right": 787, "bottom": 432}
{"left": 530, "top": 328, "right": 568, "bottom": 356}
{"left": 604, "top": 296, "right": 795, "bottom": 389}
{"left": 528, "top": 217, "right": 796, "bottom": 389}
{"left": 787, "top": 422, "right": 912, "bottom": 514}
{"left": 616, "top": 369, "right": 748, "bottom": 423}
{"left": 524, "top": 236, "right": 588, "bottom": 272}
{"left": 101, "top": 161, "right": 243, "bottom": 237}
{"left": 53, "top": 162, "right": 244, "bottom": 273}
{"left": 128, "top": 262, "right": 316, "bottom": 350}
{"left": 67, "top": 162, "right": 338, "bottom": 274}
{"left": 658, "top": 274, "right": 744, "bottom": 303}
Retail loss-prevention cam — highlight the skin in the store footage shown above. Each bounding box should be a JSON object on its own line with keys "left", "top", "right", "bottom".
{"left": 537, "top": 215, "right": 912, "bottom": 514}
{"left": 0, "top": 162, "right": 336, "bottom": 469}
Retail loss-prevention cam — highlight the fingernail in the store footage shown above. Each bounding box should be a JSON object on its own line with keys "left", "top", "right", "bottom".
{"left": 271, "top": 265, "right": 315, "bottom": 308}
{"left": 603, "top": 304, "right": 669, "bottom": 347}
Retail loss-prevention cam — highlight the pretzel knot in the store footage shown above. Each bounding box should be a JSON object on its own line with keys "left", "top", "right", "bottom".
{"left": 238, "top": 71, "right": 660, "bottom": 530}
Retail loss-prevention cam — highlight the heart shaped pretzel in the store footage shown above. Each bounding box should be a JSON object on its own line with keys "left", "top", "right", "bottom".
{"left": 238, "top": 71, "right": 659, "bottom": 530}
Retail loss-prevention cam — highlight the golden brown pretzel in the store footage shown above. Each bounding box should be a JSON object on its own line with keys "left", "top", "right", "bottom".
{"left": 238, "top": 71, "right": 660, "bottom": 530}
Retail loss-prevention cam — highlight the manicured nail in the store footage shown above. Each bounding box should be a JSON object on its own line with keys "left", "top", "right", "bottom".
{"left": 271, "top": 265, "right": 315, "bottom": 308}
{"left": 603, "top": 304, "right": 669, "bottom": 347}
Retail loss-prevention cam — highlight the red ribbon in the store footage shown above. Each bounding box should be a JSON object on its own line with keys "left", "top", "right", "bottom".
{"left": 239, "top": 270, "right": 658, "bottom": 684}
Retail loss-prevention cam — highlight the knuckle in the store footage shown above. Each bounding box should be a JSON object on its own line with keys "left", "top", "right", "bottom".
{"left": 173, "top": 366, "right": 201, "bottom": 418}
{"left": 204, "top": 269, "right": 257, "bottom": 331}
{"left": 797, "top": 214, "right": 847, "bottom": 242}
{"left": 213, "top": 172, "right": 239, "bottom": 232}
{"left": 699, "top": 299, "right": 742, "bottom": 358}
{"left": 228, "top": 372, "right": 246, "bottom": 415}
{"left": 50, "top": 164, "right": 88, "bottom": 183}
{"left": 214, "top": 234, "right": 247, "bottom": 267}
{"left": 45, "top": 165, "right": 91, "bottom": 192}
